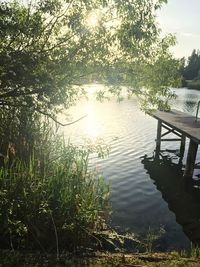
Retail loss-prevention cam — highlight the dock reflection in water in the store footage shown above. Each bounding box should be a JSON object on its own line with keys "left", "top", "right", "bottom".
{"left": 142, "top": 153, "right": 200, "bottom": 245}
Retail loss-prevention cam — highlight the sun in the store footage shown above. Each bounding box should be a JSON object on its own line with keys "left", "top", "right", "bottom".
{"left": 85, "top": 10, "right": 100, "bottom": 28}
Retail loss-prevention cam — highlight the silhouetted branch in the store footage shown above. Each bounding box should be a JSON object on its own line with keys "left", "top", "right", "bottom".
{"left": 38, "top": 109, "right": 87, "bottom": 126}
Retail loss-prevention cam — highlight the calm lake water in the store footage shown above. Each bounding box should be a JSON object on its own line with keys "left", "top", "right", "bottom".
{"left": 61, "top": 86, "right": 200, "bottom": 251}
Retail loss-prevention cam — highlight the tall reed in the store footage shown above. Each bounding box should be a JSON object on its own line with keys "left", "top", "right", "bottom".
{"left": 0, "top": 108, "right": 110, "bottom": 252}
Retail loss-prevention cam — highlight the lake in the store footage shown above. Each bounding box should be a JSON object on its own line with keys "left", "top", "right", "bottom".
{"left": 60, "top": 86, "right": 200, "bottom": 251}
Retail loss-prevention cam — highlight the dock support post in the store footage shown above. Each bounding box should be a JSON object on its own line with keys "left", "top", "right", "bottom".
{"left": 184, "top": 139, "right": 198, "bottom": 178}
{"left": 179, "top": 135, "right": 186, "bottom": 164}
{"left": 155, "top": 120, "right": 162, "bottom": 158}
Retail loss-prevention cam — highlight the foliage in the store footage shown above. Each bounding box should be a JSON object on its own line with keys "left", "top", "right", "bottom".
{"left": 180, "top": 49, "right": 200, "bottom": 89}
{"left": 182, "top": 50, "right": 200, "bottom": 80}
{"left": 0, "top": 0, "right": 180, "bottom": 115}
{"left": 0, "top": 0, "right": 110, "bottom": 117}
{"left": 0, "top": 114, "right": 110, "bottom": 253}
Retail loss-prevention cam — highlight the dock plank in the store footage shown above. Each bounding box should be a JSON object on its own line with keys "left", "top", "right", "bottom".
{"left": 151, "top": 110, "right": 200, "bottom": 143}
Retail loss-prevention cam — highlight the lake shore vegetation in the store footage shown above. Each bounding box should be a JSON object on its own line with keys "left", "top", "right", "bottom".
{"left": 0, "top": 0, "right": 186, "bottom": 264}
{"left": 0, "top": 110, "right": 110, "bottom": 255}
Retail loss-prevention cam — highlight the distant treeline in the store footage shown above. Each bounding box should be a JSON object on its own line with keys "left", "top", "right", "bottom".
{"left": 180, "top": 49, "right": 200, "bottom": 89}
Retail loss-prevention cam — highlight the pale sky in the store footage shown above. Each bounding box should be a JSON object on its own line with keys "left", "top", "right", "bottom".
{"left": 157, "top": 0, "right": 200, "bottom": 58}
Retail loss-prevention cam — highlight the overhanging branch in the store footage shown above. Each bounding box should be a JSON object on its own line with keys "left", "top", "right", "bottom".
{"left": 36, "top": 109, "right": 87, "bottom": 126}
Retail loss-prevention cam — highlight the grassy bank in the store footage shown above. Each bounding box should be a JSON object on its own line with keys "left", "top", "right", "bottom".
{"left": 1, "top": 250, "right": 200, "bottom": 267}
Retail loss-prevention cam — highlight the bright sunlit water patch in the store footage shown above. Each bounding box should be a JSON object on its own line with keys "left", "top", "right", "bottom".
{"left": 84, "top": 102, "right": 102, "bottom": 139}
{"left": 84, "top": 83, "right": 100, "bottom": 97}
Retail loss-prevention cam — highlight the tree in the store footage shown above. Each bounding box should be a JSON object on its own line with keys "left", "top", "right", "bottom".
{"left": 183, "top": 49, "right": 200, "bottom": 80}
{"left": 0, "top": 0, "right": 180, "bottom": 117}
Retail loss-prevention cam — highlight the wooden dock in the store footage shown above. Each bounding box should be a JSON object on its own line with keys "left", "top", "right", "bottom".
{"left": 151, "top": 109, "right": 200, "bottom": 178}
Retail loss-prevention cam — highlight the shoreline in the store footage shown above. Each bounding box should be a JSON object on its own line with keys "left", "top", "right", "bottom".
{"left": 1, "top": 250, "right": 200, "bottom": 267}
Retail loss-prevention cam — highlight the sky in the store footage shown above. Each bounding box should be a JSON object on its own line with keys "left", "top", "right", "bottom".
{"left": 157, "top": 0, "right": 200, "bottom": 58}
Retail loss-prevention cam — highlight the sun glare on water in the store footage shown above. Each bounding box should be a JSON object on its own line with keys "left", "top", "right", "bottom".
{"left": 83, "top": 84, "right": 102, "bottom": 138}
{"left": 84, "top": 103, "right": 100, "bottom": 138}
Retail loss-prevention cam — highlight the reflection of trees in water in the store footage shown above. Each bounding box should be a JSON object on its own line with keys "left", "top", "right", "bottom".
{"left": 141, "top": 154, "right": 200, "bottom": 245}
{"left": 183, "top": 100, "right": 197, "bottom": 114}
{"left": 183, "top": 93, "right": 198, "bottom": 114}
{"left": 172, "top": 92, "right": 198, "bottom": 115}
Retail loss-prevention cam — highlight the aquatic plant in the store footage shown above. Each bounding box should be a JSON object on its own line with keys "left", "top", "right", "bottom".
{"left": 142, "top": 226, "right": 166, "bottom": 253}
